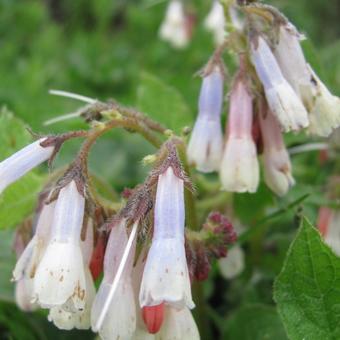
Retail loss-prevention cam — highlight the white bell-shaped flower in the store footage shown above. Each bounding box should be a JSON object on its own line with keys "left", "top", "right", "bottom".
{"left": 0, "top": 138, "right": 54, "bottom": 194}
{"left": 220, "top": 77, "right": 259, "bottom": 193}
{"left": 187, "top": 66, "right": 224, "bottom": 172}
{"left": 159, "top": 0, "right": 189, "bottom": 49}
{"left": 48, "top": 220, "right": 96, "bottom": 330}
{"left": 204, "top": 1, "right": 225, "bottom": 45}
{"left": 322, "top": 211, "right": 340, "bottom": 256}
{"left": 139, "top": 167, "right": 194, "bottom": 310}
{"left": 218, "top": 245, "right": 245, "bottom": 280}
{"left": 250, "top": 36, "right": 309, "bottom": 132}
{"left": 91, "top": 219, "right": 136, "bottom": 340}
{"left": 259, "top": 109, "right": 295, "bottom": 196}
{"left": 33, "top": 181, "right": 86, "bottom": 310}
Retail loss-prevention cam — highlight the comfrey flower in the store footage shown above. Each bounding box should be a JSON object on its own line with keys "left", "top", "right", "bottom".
{"left": 250, "top": 35, "right": 309, "bottom": 132}
{"left": 218, "top": 245, "right": 245, "bottom": 280}
{"left": 159, "top": 0, "right": 189, "bottom": 49}
{"left": 204, "top": 1, "right": 225, "bottom": 45}
{"left": 187, "top": 65, "right": 224, "bottom": 172}
{"left": 318, "top": 208, "right": 340, "bottom": 256}
{"left": 158, "top": 306, "right": 200, "bottom": 340}
{"left": 48, "top": 220, "right": 96, "bottom": 330}
{"left": 139, "top": 167, "right": 194, "bottom": 310}
{"left": 13, "top": 200, "right": 56, "bottom": 283}
{"left": 0, "top": 138, "right": 54, "bottom": 194}
{"left": 259, "top": 108, "right": 295, "bottom": 196}
{"left": 91, "top": 218, "right": 137, "bottom": 339}
{"left": 33, "top": 180, "right": 86, "bottom": 310}
{"left": 273, "top": 24, "right": 340, "bottom": 137}
{"left": 220, "top": 73, "right": 259, "bottom": 193}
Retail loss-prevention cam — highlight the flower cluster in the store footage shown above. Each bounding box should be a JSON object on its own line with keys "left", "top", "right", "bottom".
{"left": 186, "top": 3, "right": 340, "bottom": 196}
{"left": 3, "top": 128, "right": 235, "bottom": 339}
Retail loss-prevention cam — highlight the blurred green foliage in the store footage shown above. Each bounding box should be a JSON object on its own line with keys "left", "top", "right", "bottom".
{"left": 0, "top": 0, "right": 339, "bottom": 339}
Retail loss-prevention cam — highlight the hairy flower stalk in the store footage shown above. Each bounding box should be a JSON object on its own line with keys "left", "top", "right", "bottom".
{"left": 33, "top": 181, "right": 86, "bottom": 309}
{"left": 273, "top": 24, "right": 340, "bottom": 137}
{"left": 187, "top": 65, "right": 224, "bottom": 173}
{"left": 259, "top": 107, "right": 295, "bottom": 196}
{"left": 220, "top": 70, "right": 259, "bottom": 193}
{"left": 0, "top": 138, "right": 54, "bottom": 194}
{"left": 159, "top": 0, "right": 189, "bottom": 49}
{"left": 48, "top": 220, "right": 96, "bottom": 330}
{"left": 204, "top": 1, "right": 225, "bottom": 45}
{"left": 91, "top": 219, "right": 136, "bottom": 339}
{"left": 139, "top": 166, "right": 194, "bottom": 310}
{"left": 250, "top": 35, "right": 309, "bottom": 132}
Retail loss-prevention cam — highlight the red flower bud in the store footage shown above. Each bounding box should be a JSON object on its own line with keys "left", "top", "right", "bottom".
{"left": 142, "top": 303, "right": 165, "bottom": 334}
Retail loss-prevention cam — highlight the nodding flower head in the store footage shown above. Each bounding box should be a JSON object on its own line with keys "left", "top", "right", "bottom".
{"left": 91, "top": 218, "right": 137, "bottom": 339}
{"left": 33, "top": 180, "right": 86, "bottom": 310}
{"left": 220, "top": 76, "right": 259, "bottom": 193}
{"left": 48, "top": 220, "right": 96, "bottom": 330}
{"left": 139, "top": 166, "right": 194, "bottom": 310}
{"left": 259, "top": 108, "right": 295, "bottom": 196}
{"left": 159, "top": 0, "right": 190, "bottom": 49}
{"left": 187, "top": 66, "right": 224, "bottom": 173}
{"left": 0, "top": 138, "right": 54, "bottom": 194}
{"left": 204, "top": 1, "right": 225, "bottom": 45}
{"left": 250, "top": 35, "right": 309, "bottom": 132}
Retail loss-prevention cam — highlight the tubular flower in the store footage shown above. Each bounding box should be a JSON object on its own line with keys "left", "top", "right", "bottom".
{"left": 250, "top": 36, "right": 309, "bottom": 132}
{"left": 139, "top": 167, "right": 194, "bottom": 310}
{"left": 0, "top": 138, "right": 54, "bottom": 194}
{"left": 157, "top": 306, "right": 200, "bottom": 340}
{"left": 220, "top": 76, "right": 259, "bottom": 193}
{"left": 13, "top": 201, "right": 56, "bottom": 282}
{"left": 318, "top": 209, "right": 340, "bottom": 256}
{"left": 218, "top": 245, "right": 245, "bottom": 280}
{"left": 204, "top": 1, "right": 225, "bottom": 45}
{"left": 159, "top": 0, "right": 189, "bottom": 49}
{"left": 48, "top": 220, "right": 96, "bottom": 330}
{"left": 187, "top": 66, "right": 224, "bottom": 172}
{"left": 272, "top": 24, "right": 340, "bottom": 136}
{"left": 91, "top": 219, "right": 136, "bottom": 340}
{"left": 259, "top": 109, "right": 295, "bottom": 196}
{"left": 33, "top": 181, "right": 86, "bottom": 310}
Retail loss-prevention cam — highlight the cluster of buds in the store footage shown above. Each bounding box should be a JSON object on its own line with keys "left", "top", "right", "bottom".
{"left": 2, "top": 130, "right": 236, "bottom": 339}
{"left": 187, "top": 3, "right": 340, "bottom": 196}
{"left": 159, "top": 0, "right": 243, "bottom": 48}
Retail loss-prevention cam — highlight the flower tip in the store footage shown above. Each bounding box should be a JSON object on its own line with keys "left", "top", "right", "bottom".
{"left": 142, "top": 303, "right": 165, "bottom": 334}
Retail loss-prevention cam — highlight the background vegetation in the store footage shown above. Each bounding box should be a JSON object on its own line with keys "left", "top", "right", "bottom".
{"left": 0, "top": 0, "right": 339, "bottom": 339}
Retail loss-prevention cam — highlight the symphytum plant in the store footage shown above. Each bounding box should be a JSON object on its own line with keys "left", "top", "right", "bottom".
{"left": 1, "top": 0, "right": 340, "bottom": 339}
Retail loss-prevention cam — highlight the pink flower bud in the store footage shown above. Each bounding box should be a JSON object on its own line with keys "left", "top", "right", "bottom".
{"left": 250, "top": 36, "right": 309, "bottom": 132}
{"left": 187, "top": 67, "right": 224, "bottom": 172}
{"left": 0, "top": 138, "right": 54, "bottom": 194}
{"left": 139, "top": 167, "right": 194, "bottom": 310}
{"left": 220, "top": 78, "right": 259, "bottom": 193}
{"left": 259, "top": 109, "right": 295, "bottom": 196}
{"left": 33, "top": 181, "right": 86, "bottom": 310}
{"left": 142, "top": 303, "right": 165, "bottom": 334}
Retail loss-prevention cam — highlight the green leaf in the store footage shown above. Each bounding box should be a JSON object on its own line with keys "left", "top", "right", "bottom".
{"left": 0, "top": 107, "right": 45, "bottom": 229}
{"left": 136, "top": 71, "right": 192, "bottom": 132}
{"left": 225, "top": 304, "right": 288, "bottom": 340}
{"left": 274, "top": 217, "right": 340, "bottom": 340}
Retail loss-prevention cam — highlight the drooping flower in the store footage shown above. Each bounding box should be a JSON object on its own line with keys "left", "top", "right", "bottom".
{"left": 13, "top": 200, "right": 56, "bottom": 283}
{"left": 318, "top": 208, "right": 340, "bottom": 256}
{"left": 218, "top": 245, "right": 245, "bottom": 280}
{"left": 220, "top": 72, "right": 259, "bottom": 193}
{"left": 259, "top": 107, "right": 295, "bottom": 196}
{"left": 91, "top": 218, "right": 137, "bottom": 339}
{"left": 204, "top": 1, "right": 225, "bottom": 45}
{"left": 272, "top": 24, "right": 340, "bottom": 137}
{"left": 33, "top": 181, "right": 86, "bottom": 310}
{"left": 157, "top": 306, "right": 200, "bottom": 340}
{"left": 187, "top": 65, "right": 224, "bottom": 172}
{"left": 0, "top": 138, "right": 54, "bottom": 194}
{"left": 48, "top": 219, "right": 96, "bottom": 330}
{"left": 250, "top": 35, "right": 309, "bottom": 132}
{"left": 159, "top": 0, "right": 190, "bottom": 49}
{"left": 139, "top": 167, "right": 194, "bottom": 310}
